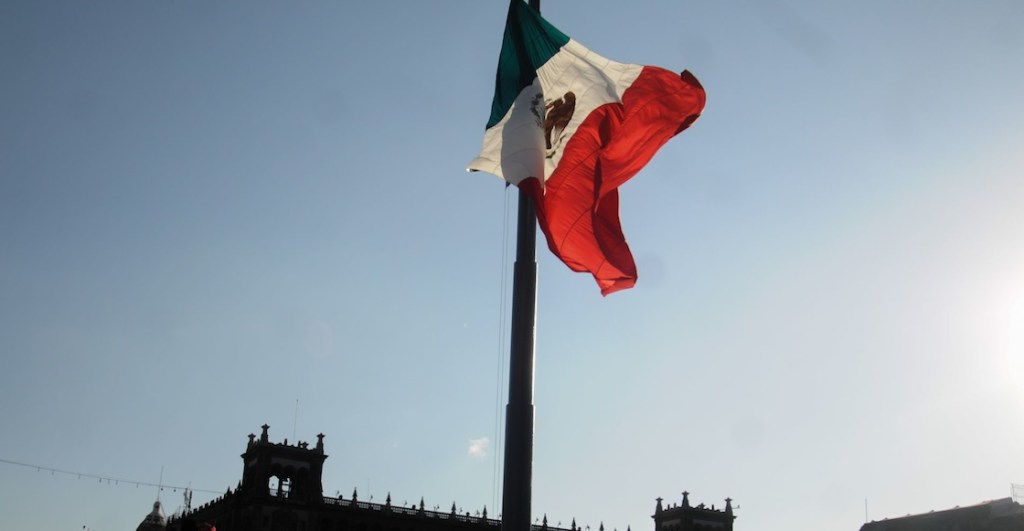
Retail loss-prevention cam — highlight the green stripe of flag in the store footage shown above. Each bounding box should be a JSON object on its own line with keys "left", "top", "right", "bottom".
{"left": 486, "top": 1, "right": 570, "bottom": 128}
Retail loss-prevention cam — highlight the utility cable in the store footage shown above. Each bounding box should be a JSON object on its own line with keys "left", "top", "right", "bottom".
{"left": 0, "top": 457, "right": 224, "bottom": 494}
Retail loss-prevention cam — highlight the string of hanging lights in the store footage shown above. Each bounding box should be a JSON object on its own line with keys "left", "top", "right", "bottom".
{"left": 0, "top": 457, "right": 224, "bottom": 494}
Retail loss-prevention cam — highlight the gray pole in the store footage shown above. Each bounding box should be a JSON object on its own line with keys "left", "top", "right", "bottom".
{"left": 501, "top": 2, "right": 540, "bottom": 531}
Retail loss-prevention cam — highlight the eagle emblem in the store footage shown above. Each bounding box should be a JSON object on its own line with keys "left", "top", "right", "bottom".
{"left": 543, "top": 91, "right": 576, "bottom": 157}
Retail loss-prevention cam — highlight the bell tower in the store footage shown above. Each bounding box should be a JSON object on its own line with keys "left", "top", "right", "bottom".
{"left": 653, "top": 491, "right": 735, "bottom": 531}
{"left": 238, "top": 424, "right": 327, "bottom": 504}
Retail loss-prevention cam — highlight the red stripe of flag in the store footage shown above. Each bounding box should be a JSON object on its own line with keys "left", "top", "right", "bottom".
{"left": 522, "top": 68, "right": 706, "bottom": 295}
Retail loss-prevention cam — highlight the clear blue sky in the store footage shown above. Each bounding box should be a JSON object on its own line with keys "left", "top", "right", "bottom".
{"left": 2, "top": 1, "right": 1023, "bottom": 530}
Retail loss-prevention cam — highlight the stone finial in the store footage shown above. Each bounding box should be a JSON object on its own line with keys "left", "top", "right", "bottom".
{"left": 420, "top": 497, "right": 426, "bottom": 512}
{"left": 317, "top": 433, "right": 325, "bottom": 451}
{"left": 352, "top": 488, "right": 358, "bottom": 502}
{"left": 725, "top": 498, "right": 733, "bottom": 515}
{"left": 386, "top": 493, "right": 392, "bottom": 507}
{"left": 483, "top": 506, "right": 488, "bottom": 519}
{"left": 452, "top": 502, "right": 457, "bottom": 514}
{"left": 261, "top": 424, "right": 270, "bottom": 442}
{"left": 571, "top": 518, "right": 577, "bottom": 531}
{"left": 599, "top": 522, "right": 604, "bottom": 531}
{"left": 248, "top": 433, "right": 256, "bottom": 447}
{"left": 682, "top": 492, "right": 690, "bottom": 508}
{"left": 543, "top": 514, "right": 548, "bottom": 528}
{"left": 655, "top": 497, "right": 663, "bottom": 513}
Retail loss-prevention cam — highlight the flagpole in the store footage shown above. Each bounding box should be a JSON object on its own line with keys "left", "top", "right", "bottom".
{"left": 502, "top": 3, "right": 540, "bottom": 531}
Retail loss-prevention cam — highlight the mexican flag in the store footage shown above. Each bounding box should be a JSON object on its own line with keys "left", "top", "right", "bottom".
{"left": 468, "top": 0, "right": 706, "bottom": 296}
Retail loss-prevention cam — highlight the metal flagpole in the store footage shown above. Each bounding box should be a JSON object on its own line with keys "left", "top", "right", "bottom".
{"left": 501, "top": 4, "right": 541, "bottom": 531}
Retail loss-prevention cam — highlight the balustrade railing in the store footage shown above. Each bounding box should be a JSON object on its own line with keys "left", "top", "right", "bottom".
{"left": 320, "top": 496, "right": 572, "bottom": 531}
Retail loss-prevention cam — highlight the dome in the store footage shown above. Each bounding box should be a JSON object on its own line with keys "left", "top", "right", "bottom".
{"left": 136, "top": 500, "right": 167, "bottom": 531}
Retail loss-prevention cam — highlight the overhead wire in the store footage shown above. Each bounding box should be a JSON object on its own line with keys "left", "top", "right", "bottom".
{"left": 0, "top": 457, "right": 224, "bottom": 495}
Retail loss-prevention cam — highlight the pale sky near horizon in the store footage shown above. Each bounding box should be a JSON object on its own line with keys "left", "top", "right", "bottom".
{"left": 2, "top": 1, "right": 1024, "bottom": 530}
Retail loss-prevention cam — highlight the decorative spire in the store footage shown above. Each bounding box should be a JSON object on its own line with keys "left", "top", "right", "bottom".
{"left": 247, "top": 433, "right": 256, "bottom": 448}
{"left": 420, "top": 497, "right": 426, "bottom": 511}
{"left": 483, "top": 506, "right": 488, "bottom": 520}
{"left": 316, "top": 433, "right": 325, "bottom": 451}
{"left": 543, "top": 514, "right": 548, "bottom": 528}
{"left": 452, "top": 501, "right": 457, "bottom": 514}
{"left": 352, "top": 488, "right": 358, "bottom": 502}
{"left": 725, "top": 498, "right": 733, "bottom": 515}
{"left": 599, "top": 522, "right": 604, "bottom": 531}
{"left": 682, "top": 491, "right": 690, "bottom": 508}
{"left": 571, "top": 518, "right": 577, "bottom": 531}
{"left": 386, "top": 493, "right": 392, "bottom": 507}
{"left": 261, "top": 424, "right": 270, "bottom": 443}
{"left": 656, "top": 497, "right": 663, "bottom": 513}
{"left": 135, "top": 500, "right": 166, "bottom": 531}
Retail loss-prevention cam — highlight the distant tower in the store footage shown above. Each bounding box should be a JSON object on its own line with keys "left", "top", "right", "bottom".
{"left": 238, "top": 424, "right": 327, "bottom": 504}
{"left": 137, "top": 500, "right": 167, "bottom": 531}
{"left": 652, "top": 491, "right": 735, "bottom": 531}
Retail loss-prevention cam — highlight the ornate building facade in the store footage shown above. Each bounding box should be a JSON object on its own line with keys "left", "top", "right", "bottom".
{"left": 145, "top": 425, "right": 734, "bottom": 531}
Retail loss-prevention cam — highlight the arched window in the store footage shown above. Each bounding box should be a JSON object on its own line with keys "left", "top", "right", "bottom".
{"left": 267, "top": 475, "right": 292, "bottom": 498}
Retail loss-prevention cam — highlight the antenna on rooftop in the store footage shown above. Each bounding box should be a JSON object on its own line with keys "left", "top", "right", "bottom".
{"left": 157, "top": 465, "right": 165, "bottom": 502}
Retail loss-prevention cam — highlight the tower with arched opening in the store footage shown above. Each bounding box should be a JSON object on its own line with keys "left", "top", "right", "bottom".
{"left": 238, "top": 424, "right": 327, "bottom": 505}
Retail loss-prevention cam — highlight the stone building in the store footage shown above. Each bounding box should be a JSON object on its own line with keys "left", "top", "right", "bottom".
{"left": 160, "top": 425, "right": 734, "bottom": 531}
{"left": 860, "top": 497, "right": 1024, "bottom": 531}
